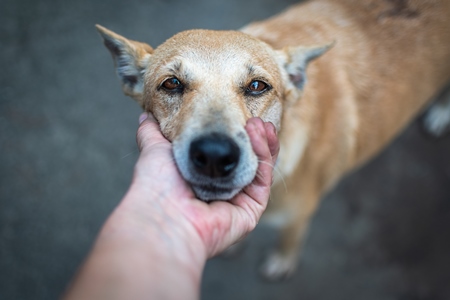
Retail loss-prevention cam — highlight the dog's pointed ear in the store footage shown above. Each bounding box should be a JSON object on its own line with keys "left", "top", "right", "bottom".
{"left": 95, "top": 24, "right": 153, "bottom": 104}
{"left": 279, "top": 42, "right": 334, "bottom": 90}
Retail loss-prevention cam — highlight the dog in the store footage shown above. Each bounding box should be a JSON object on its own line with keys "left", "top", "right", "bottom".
{"left": 96, "top": 0, "right": 450, "bottom": 280}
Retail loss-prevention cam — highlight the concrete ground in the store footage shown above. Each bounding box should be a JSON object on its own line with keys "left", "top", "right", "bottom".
{"left": 1, "top": 0, "right": 450, "bottom": 299}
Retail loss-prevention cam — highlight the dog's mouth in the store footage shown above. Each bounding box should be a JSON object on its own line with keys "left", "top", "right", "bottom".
{"left": 190, "top": 182, "right": 241, "bottom": 201}
{"left": 194, "top": 183, "right": 233, "bottom": 194}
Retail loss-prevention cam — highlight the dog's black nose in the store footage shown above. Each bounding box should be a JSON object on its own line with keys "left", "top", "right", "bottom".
{"left": 189, "top": 133, "right": 240, "bottom": 178}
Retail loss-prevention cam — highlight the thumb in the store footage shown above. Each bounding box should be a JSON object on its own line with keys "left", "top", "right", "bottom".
{"left": 136, "top": 112, "right": 170, "bottom": 152}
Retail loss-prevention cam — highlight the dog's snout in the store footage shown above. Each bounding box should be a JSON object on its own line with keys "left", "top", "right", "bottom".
{"left": 189, "top": 133, "right": 240, "bottom": 178}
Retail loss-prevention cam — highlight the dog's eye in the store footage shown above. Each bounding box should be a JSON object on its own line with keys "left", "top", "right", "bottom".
{"left": 161, "top": 77, "right": 184, "bottom": 92}
{"left": 246, "top": 80, "right": 270, "bottom": 95}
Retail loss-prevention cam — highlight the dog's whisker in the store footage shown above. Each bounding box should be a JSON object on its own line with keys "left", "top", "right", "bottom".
{"left": 274, "top": 165, "right": 287, "bottom": 193}
{"left": 257, "top": 159, "right": 287, "bottom": 193}
{"left": 120, "top": 150, "right": 138, "bottom": 160}
{"left": 257, "top": 159, "right": 276, "bottom": 169}
{"left": 160, "top": 157, "right": 176, "bottom": 168}
{"left": 255, "top": 169, "right": 265, "bottom": 181}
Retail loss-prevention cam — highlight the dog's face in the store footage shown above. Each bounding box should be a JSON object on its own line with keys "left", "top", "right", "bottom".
{"left": 96, "top": 25, "right": 330, "bottom": 201}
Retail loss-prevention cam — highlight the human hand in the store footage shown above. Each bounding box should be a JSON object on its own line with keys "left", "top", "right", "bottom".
{"left": 62, "top": 113, "right": 278, "bottom": 300}
{"left": 127, "top": 112, "right": 279, "bottom": 259}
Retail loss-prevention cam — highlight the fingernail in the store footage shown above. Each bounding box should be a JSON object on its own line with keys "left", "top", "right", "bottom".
{"left": 246, "top": 119, "right": 256, "bottom": 132}
{"left": 139, "top": 112, "right": 148, "bottom": 124}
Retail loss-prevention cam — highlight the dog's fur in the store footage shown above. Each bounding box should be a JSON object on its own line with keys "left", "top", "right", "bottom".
{"left": 97, "top": 0, "right": 450, "bottom": 279}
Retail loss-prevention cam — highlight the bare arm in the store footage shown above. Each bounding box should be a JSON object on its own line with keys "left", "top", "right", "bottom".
{"left": 62, "top": 113, "right": 279, "bottom": 300}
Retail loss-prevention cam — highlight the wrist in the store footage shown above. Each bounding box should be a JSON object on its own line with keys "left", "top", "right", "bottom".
{"left": 105, "top": 183, "right": 208, "bottom": 276}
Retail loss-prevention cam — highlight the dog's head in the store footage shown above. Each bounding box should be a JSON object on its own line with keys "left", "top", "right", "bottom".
{"left": 96, "top": 25, "right": 331, "bottom": 201}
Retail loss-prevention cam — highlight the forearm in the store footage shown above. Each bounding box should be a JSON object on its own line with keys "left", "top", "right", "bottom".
{"left": 63, "top": 185, "right": 207, "bottom": 300}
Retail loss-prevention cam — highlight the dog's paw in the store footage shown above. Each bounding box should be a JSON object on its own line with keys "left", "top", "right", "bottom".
{"left": 259, "top": 251, "right": 298, "bottom": 281}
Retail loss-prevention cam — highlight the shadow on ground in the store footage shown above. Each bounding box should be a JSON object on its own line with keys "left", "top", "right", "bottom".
{"left": 1, "top": 0, "right": 450, "bottom": 299}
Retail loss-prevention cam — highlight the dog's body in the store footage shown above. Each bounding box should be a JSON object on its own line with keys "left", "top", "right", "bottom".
{"left": 242, "top": 0, "right": 450, "bottom": 278}
{"left": 97, "top": 0, "right": 450, "bottom": 279}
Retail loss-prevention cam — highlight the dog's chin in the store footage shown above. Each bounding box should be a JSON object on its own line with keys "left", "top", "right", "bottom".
{"left": 191, "top": 184, "right": 242, "bottom": 202}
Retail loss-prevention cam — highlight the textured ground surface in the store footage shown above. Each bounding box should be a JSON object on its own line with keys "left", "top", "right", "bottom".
{"left": 1, "top": 0, "right": 450, "bottom": 299}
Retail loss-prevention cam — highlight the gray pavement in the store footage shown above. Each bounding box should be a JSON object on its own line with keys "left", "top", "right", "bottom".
{"left": 1, "top": 0, "right": 450, "bottom": 299}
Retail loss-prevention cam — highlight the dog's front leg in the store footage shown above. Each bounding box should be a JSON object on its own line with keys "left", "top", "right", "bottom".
{"left": 260, "top": 180, "right": 321, "bottom": 280}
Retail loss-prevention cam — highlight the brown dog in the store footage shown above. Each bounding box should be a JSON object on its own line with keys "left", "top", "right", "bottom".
{"left": 96, "top": 0, "right": 450, "bottom": 280}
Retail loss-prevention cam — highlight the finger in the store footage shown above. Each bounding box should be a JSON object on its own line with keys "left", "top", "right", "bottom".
{"left": 241, "top": 119, "right": 278, "bottom": 222}
{"left": 227, "top": 117, "right": 274, "bottom": 227}
{"left": 245, "top": 118, "right": 275, "bottom": 189}
{"left": 264, "top": 122, "right": 280, "bottom": 165}
{"left": 136, "top": 112, "right": 170, "bottom": 152}
{"left": 139, "top": 112, "right": 148, "bottom": 124}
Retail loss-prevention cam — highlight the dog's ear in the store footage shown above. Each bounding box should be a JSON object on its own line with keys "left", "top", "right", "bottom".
{"left": 95, "top": 24, "right": 153, "bottom": 104}
{"left": 279, "top": 42, "right": 334, "bottom": 90}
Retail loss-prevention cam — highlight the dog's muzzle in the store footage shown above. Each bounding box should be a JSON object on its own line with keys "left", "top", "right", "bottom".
{"left": 173, "top": 128, "right": 257, "bottom": 201}
{"left": 189, "top": 133, "right": 240, "bottom": 178}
